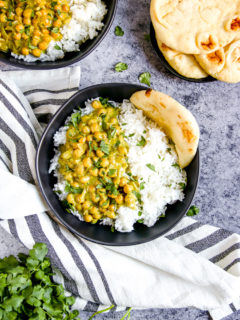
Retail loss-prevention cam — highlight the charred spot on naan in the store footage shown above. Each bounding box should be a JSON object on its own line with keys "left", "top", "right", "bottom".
{"left": 207, "top": 50, "right": 224, "bottom": 64}
{"left": 177, "top": 121, "right": 197, "bottom": 143}
{"left": 197, "top": 34, "right": 218, "bottom": 52}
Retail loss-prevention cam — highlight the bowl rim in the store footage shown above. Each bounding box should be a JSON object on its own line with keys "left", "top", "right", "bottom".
{"left": 0, "top": 0, "right": 118, "bottom": 70}
{"left": 150, "top": 23, "right": 216, "bottom": 83}
{"left": 35, "top": 83, "right": 200, "bottom": 246}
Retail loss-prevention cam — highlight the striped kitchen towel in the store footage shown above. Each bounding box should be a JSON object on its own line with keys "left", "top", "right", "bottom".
{"left": 0, "top": 67, "right": 239, "bottom": 320}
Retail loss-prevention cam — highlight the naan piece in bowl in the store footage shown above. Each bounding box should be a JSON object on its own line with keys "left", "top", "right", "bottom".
{"left": 130, "top": 89, "right": 200, "bottom": 168}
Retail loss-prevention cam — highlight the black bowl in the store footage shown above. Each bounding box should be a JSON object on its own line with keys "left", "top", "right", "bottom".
{"left": 36, "top": 83, "right": 200, "bottom": 246}
{"left": 0, "top": 0, "right": 117, "bottom": 70}
{"left": 150, "top": 23, "right": 216, "bottom": 83}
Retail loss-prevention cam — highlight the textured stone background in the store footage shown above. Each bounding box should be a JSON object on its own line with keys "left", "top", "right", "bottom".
{"left": 0, "top": 0, "right": 240, "bottom": 319}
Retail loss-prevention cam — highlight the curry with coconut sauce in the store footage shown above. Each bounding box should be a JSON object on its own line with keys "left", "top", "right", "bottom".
{"left": 0, "top": 0, "right": 71, "bottom": 56}
{"left": 58, "top": 99, "right": 140, "bottom": 224}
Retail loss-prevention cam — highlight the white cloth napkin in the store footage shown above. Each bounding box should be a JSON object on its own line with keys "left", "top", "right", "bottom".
{"left": 0, "top": 67, "right": 239, "bottom": 320}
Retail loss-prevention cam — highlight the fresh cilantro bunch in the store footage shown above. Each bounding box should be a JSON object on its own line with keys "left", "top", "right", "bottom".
{"left": 0, "top": 243, "right": 79, "bottom": 320}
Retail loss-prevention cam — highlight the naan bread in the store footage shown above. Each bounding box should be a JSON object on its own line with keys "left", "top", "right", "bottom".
{"left": 195, "top": 38, "right": 240, "bottom": 83}
{"left": 130, "top": 90, "right": 199, "bottom": 168}
{"left": 157, "top": 38, "right": 208, "bottom": 79}
{"left": 150, "top": 0, "right": 240, "bottom": 54}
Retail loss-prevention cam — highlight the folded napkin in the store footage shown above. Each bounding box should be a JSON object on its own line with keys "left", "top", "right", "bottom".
{"left": 0, "top": 67, "right": 240, "bottom": 320}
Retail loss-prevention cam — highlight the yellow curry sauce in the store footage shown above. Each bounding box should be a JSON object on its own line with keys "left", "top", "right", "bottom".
{"left": 59, "top": 99, "right": 140, "bottom": 224}
{"left": 0, "top": 0, "right": 71, "bottom": 56}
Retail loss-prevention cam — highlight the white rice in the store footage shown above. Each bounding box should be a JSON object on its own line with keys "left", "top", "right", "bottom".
{"left": 50, "top": 99, "right": 187, "bottom": 232}
{"left": 12, "top": 0, "right": 107, "bottom": 62}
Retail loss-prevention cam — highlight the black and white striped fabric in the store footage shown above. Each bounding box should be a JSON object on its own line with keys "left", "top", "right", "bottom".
{"left": 0, "top": 68, "right": 240, "bottom": 320}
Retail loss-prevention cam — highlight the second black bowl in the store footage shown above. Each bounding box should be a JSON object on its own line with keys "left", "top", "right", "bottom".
{"left": 150, "top": 23, "right": 215, "bottom": 83}
{"left": 0, "top": 0, "right": 117, "bottom": 70}
{"left": 36, "top": 83, "right": 200, "bottom": 246}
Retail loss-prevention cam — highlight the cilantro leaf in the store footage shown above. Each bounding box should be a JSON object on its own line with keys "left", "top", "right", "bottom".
{"left": 137, "top": 135, "right": 146, "bottom": 147}
{"left": 139, "top": 72, "right": 151, "bottom": 86}
{"left": 100, "top": 140, "right": 110, "bottom": 155}
{"left": 186, "top": 205, "right": 200, "bottom": 216}
{"left": 29, "top": 243, "right": 48, "bottom": 262}
{"left": 54, "top": 44, "right": 61, "bottom": 50}
{"left": 146, "top": 163, "right": 156, "bottom": 172}
{"left": 108, "top": 169, "right": 116, "bottom": 176}
{"left": 115, "top": 62, "right": 128, "bottom": 72}
{"left": 178, "top": 182, "right": 186, "bottom": 190}
{"left": 139, "top": 182, "right": 145, "bottom": 190}
{"left": 70, "top": 111, "right": 81, "bottom": 128}
{"left": 65, "top": 182, "right": 83, "bottom": 194}
{"left": 114, "top": 26, "right": 124, "bottom": 36}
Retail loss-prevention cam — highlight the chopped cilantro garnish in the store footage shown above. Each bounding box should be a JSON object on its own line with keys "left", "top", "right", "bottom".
{"left": 115, "top": 62, "right": 128, "bottom": 72}
{"left": 146, "top": 163, "right": 155, "bottom": 172}
{"left": 65, "top": 182, "right": 83, "bottom": 194}
{"left": 138, "top": 211, "right": 142, "bottom": 216}
{"left": 100, "top": 140, "right": 110, "bottom": 155}
{"left": 70, "top": 110, "right": 81, "bottom": 128}
{"left": 115, "top": 140, "right": 120, "bottom": 147}
{"left": 121, "top": 123, "right": 127, "bottom": 126}
{"left": 108, "top": 169, "right": 117, "bottom": 176}
{"left": 137, "top": 135, "right": 146, "bottom": 147}
{"left": 107, "top": 127, "right": 116, "bottom": 139}
{"left": 54, "top": 44, "right": 61, "bottom": 50}
{"left": 111, "top": 226, "right": 115, "bottom": 232}
{"left": 139, "top": 182, "right": 145, "bottom": 190}
{"left": 179, "top": 182, "right": 186, "bottom": 190}
{"left": 114, "top": 26, "right": 124, "bottom": 36}
{"left": 139, "top": 72, "right": 151, "bottom": 86}
{"left": 172, "top": 163, "right": 180, "bottom": 169}
{"left": 137, "top": 219, "right": 144, "bottom": 223}
{"left": 128, "top": 133, "right": 135, "bottom": 137}
{"left": 51, "top": 27, "right": 59, "bottom": 33}
{"left": 186, "top": 205, "right": 200, "bottom": 216}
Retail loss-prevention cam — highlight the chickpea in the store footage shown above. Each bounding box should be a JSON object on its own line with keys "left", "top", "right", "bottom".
{"left": 109, "top": 117, "right": 117, "bottom": 125}
{"left": 76, "top": 203, "right": 82, "bottom": 211}
{"left": 43, "top": 35, "right": 52, "bottom": 43}
{"left": 38, "top": 41, "right": 48, "bottom": 51}
{"left": 96, "top": 149, "right": 104, "bottom": 157}
{"left": 90, "top": 206, "right": 98, "bottom": 215}
{"left": 22, "top": 33, "right": 29, "bottom": 40}
{"left": 32, "top": 48, "right": 42, "bottom": 58}
{"left": 75, "top": 193, "right": 85, "bottom": 203}
{"left": 79, "top": 136, "right": 86, "bottom": 144}
{"left": 66, "top": 193, "right": 74, "bottom": 204}
{"left": 91, "top": 193, "right": 100, "bottom": 203}
{"left": 33, "top": 29, "right": 41, "bottom": 37}
{"left": 54, "top": 4, "right": 62, "bottom": 11}
{"left": 115, "top": 194, "right": 123, "bottom": 204}
{"left": 15, "top": 7, "right": 23, "bottom": 16}
{"left": 105, "top": 211, "right": 115, "bottom": 219}
{"left": 71, "top": 181, "right": 80, "bottom": 188}
{"left": 94, "top": 132, "right": 103, "bottom": 141}
{"left": 76, "top": 164, "right": 84, "bottom": 175}
{"left": 21, "top": 47, "right": 29, "bottom": 56}
{"left": 82, "top": 126, "right": 90, "bottom": 134}
{"left": 99, "top": 168, "right": 106, "bottom": 177}
{"left": 0, "top": 14, "right": 7, "bottom": 22}
{"left": 84, "top": 215, "right": 93, "bottom": 223}
{"left": 73, "top": 149, "right": 83, "bottom": 159}
{"left": 53, "top": 19, "right": 62, "bottom": 28}
{"left": 86, "top": 135, "right": 93, "bottom": 142}
{"left": 92, "top": 100, "right": 102, "bottom": 109}
{"left": 123, "top": 184, "right": 134, "bottom": 194}
{"left": 119, "top": 177, "right": 128, "bottom": 187}
{"left": 82, "top": 201, "right": 91, "bottom": 210}
{"left": 72, "top": 142, "right": 80, "bottom": 149}
{"left": 82, "top": 157, "right": 92, "bottom": 168}
{"left": 118, "top": 146, "right": 127, "bottom": 155}
{"left": 125, "top": 194, "right": 135, "bottom": 207}
{"left": 90, "top": 123, "right": 99, "bottom": 133}
{"left": 109, "top": 204, "right": 115, "bottom": 211}
{"left": 23, "top": 8, "right": 32, "bottom": 18}
{"left": 15, "top": 24, "right": 24, "bottom": 32}
{"left": 23, "top": 18, "right": 31, "bottom": 25}
{"left": 51, "top": 32, "right": 61, "bottom": 40}
{"left": 89, "top": 168, "right": 98, "bottom": 177}
{"left": 88, "top": 185, "right": 95, "bottom": 193}
{"left": 42, "top": 28, "right": 50, "bottom": 35}
{"left": 79, "top": 176, "right": 90, "bottom": 184}
{"left": 61, "top": 150, "right": 72, "bottom": 160}
{"left": 100, "top": 200, "right": 109, "bottom": 209}
{"left": 93, "top": 156, "right": 99, "bottom": 162}
{"left": 64, "top": 172, "right": 72, "bottom": 182}
{"left": 14, "top": 33, "right": 21, "bottom": 40}
{"left": 0, "top": 1, "right": 5, "bottom": 8}
{"left": 32, "top": 37, "right": 41, "bottom": 46}
{"left": 97, "top": 108, "right": 107, "bottom": 116}
{"left": 62, "top": 4, "right": 70, "bottom": 12}
{"left": 100, "top": 158, "right": 109, "bottom": 168}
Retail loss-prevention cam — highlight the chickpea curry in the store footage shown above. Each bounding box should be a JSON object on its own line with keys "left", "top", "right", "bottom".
{"left": 58, "top": 99, "right": 141, "bottom": 224}
{"left": 0, "top": 0, "right": 71, "bottom": 57}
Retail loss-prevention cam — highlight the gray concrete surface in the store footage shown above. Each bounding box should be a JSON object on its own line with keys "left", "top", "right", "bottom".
{"left": 0, "top": 0, "right": 240, "bottom": 319}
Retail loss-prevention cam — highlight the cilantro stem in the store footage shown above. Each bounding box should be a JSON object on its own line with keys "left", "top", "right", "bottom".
{"left": 88, "top": 304, "right": 114, "bottom": 319}
{"left": 121, "top": 307, "right": 132, "bottom": 320}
